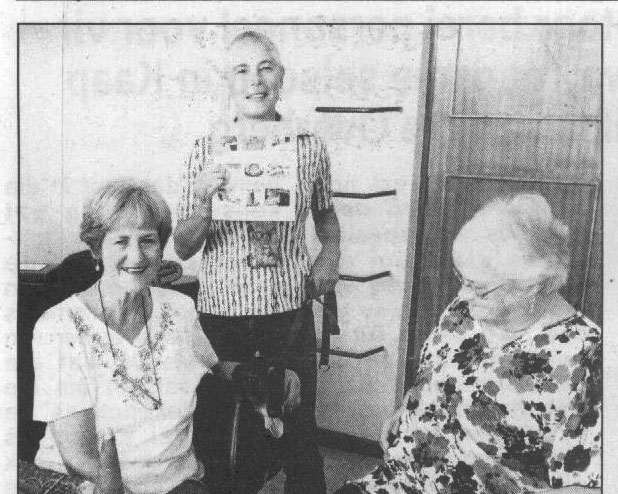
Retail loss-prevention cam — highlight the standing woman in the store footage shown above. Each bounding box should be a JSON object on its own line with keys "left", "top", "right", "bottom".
{"left": 174, "top": 31, "right": 340, "bottom": 494}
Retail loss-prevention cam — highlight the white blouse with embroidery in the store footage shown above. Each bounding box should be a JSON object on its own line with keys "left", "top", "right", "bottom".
{"left": 32, "top": 288, "right": 219, "bottom": 494}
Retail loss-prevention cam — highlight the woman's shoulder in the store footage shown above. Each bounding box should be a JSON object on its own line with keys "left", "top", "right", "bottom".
{"left": 183, "top": 120, "right": 224, "bottom": 150}
{"left": 274, "top": 114, "right": 321, "bottom": 139}
{"left": 540, "top": 311, "right": 601, "bottom": 345}
{"left": 196, "top": 116, "right": 324, "bottom": 141}
{"left": 418, "top": 300, "right": 474, "bottom": 354}
{"left": 33, "top": 296, "right": 82, "bottom": 337}
{"left": 437, "top": 300, "right": 475, "bottom": 336}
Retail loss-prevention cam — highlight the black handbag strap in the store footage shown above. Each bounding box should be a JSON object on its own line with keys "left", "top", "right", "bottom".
{"left": 319, "top": 290, "right": 339, "bottom": 368}
{"left": 277, "top": 294, "right": 338, "bottom": 367}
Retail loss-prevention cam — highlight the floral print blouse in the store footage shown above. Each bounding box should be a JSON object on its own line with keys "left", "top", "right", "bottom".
{"left": 349, "top": 300, "right": 601, "bottom": 494}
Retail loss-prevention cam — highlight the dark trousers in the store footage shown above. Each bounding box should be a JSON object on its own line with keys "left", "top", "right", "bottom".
{"left": 200, "top": 306, "right": 327, "bottom": 494}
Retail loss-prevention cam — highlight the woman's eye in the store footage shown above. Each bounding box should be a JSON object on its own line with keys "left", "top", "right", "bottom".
{"left": 235, "top": 67, "right": 247, "bottom": 75}
{"left": 260, "top": 65, "right": 273, "bottom": 72}
{"left": 115, "top": 239, "right": 128, "bottom": 246}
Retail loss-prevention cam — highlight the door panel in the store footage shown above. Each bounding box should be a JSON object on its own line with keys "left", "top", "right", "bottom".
{"left": 453, "top": 25, "right": 601, "bottom": 119}
{"left": 447, "top": 120, "right": 600, "bottom": 182}
{"left": 406, "top": 25, "right": 602, "bottom": 388}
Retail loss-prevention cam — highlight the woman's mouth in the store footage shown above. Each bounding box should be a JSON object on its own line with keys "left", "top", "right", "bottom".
{"left": 246, "top": 91, "right": 268, "bottom": 100}
{"left": 122, "top": 266, "right": 148, "bottom": 274}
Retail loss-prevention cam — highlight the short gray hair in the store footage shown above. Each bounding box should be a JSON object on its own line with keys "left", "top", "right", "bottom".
{"left": 453, "top": 193, "right": 570, "bottom": 293}
{"left": 80, "top": 178, "right": 172, "bottom": 257}
{"left": 228, "top": 30, "right": 283, "bottom": 68}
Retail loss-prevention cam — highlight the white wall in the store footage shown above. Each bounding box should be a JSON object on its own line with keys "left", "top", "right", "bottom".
{"left": 19, "top": 24, "right": 425, "bottom": 441}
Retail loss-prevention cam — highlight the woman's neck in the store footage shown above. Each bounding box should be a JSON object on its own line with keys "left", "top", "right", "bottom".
{"left": 481, "top": 292, "right": 575, "bottom": 347}
{"left": 97, "top": 278, "right": 149, "bottom": 326}
{"left": 234, "top": 111, "right": 282, "bottom": 124}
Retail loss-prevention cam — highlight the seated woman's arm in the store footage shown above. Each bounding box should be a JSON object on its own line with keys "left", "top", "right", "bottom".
{"left": 50, "top": 409, "right": 99, "bottom": 480}
{"left": 543, "top": 323, "right": 601, "bottom": 493}
{"left": 50, "top": 409, "right": 123, "bottom": 494}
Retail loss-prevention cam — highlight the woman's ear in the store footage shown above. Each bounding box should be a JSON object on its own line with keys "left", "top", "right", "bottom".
{"left": 279, "top": 65, "right": 285, "bottom": 87}
{"left": 90, "top": 247, "right": 102, "bottom": 265}
{"left": 523, "top": 280, "right": 544, "bottom": 302}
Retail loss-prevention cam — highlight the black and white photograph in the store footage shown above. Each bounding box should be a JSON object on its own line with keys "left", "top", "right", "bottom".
{"left": 265, "top": 189, "right": 291, "bottom": 207}
{"left": 3, "top": 3, "right": 617, "bottom": 494}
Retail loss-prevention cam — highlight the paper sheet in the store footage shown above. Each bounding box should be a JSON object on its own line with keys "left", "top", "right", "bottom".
{"left": 211, "top": 129, "right": 297, "bottom": 221}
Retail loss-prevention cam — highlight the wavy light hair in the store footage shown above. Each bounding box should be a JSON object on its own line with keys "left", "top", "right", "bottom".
{"left": 80, "top": 178, "right": 172, "bottom": 257}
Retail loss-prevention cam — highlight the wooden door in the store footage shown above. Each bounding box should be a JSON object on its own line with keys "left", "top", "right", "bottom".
{"left": 405, "top": 25, "right": 602, "bottom": 388}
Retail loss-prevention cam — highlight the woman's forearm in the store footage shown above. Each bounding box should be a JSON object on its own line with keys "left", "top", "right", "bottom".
{"left": 50, "top": 416, "right": 101, "bottom": 483}
{"left": 173, "top": 201, "right": 214, "bottom": 261}
{"left": 313, "top": 207, "right": 341, "bottom": 254}
{"left": 62, "top": 452, "right": 101, "bottom": 483}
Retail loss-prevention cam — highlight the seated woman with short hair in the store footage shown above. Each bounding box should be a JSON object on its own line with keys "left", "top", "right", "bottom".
{"left": 31, "top": 179, "right": 302, "bottom": 494}
{"left": 340, "top": 193, "right": 601, "bottom": 494}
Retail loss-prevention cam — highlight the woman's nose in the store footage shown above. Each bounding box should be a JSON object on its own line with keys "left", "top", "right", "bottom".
{"left": 126, "top": 242, "right": 145, "bottom": 263}
{"left": 248, "top": 68, "right": 263, "bottom": 86}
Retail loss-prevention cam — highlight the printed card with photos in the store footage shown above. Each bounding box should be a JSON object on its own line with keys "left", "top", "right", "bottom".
{"left": 211, "top": 129, "right": 297, "bottom": 221}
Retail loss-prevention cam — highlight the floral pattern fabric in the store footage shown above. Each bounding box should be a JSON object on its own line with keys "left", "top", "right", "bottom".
{"left": 350, "top": 300, "right": 601, "bottom": 494}
{"left": 68, "top": 301, "right": 174, "bottom": 409}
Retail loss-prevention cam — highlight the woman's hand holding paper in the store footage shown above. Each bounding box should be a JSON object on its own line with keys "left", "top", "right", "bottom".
{"left": 195, "top": 167, "right": 229, "bottom": 203}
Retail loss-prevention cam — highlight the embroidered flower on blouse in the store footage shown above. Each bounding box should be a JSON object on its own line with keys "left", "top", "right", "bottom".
{"left": 70, "top": 301, "right": 176, "bottom": 409}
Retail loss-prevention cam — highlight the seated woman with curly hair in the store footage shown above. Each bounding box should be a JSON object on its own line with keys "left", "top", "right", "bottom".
{"left": 339, "top": 193, "right": 601, "bottom": 494}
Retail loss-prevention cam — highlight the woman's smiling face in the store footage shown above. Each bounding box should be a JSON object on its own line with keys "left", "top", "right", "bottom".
{"left": 228, "top": 38, "right": 284, "bottom": 121}
{"left": 100, "top": 212, "right": 162, "bottom": 293}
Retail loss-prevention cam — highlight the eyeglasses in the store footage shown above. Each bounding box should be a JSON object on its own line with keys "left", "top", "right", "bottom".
{"left": 452, "top": 266, "right": 506, "bottom": 299}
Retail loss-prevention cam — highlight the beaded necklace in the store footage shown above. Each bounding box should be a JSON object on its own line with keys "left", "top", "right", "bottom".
{"left": 97, "top": 280, "right": 162, "bottom": 410}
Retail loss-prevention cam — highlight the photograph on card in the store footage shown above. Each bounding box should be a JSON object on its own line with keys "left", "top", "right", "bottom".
{"left": 211, "top": 131, "right": 297, "bottom": 221}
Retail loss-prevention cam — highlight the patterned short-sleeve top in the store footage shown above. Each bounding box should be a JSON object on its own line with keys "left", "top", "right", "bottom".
{"left": 349, "top": 299, "right": 601, "bottom": 494}
{"left": 177, "top": 120, "right": 333, "bottom": 317}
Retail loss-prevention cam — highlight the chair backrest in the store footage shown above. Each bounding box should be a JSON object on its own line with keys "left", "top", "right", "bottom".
{"left": 55, "top": 250, "right": 102, "bottom": 300}
{"left": 193, "top": 374, "right": 282, "bottom": 493}
{"left": 18, "top": 250, "right": 101, "bottom": 462}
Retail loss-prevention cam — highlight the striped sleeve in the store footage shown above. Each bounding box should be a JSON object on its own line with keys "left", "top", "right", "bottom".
{"left": 176, "top": 135, "right": 212, "bottom": 221}
{"left": 311, "top": 136, "right": 334, "bottom": 211}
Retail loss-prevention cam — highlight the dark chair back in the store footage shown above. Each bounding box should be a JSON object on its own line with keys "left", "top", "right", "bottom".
{"left": 18, "top": 250, "right": 101, "bottom": 462}
{"left": 56, "top": 250, "right": 102, "bottom": 300}
{"left": 194, "top": 374, "right": 283, "bottom": 494}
